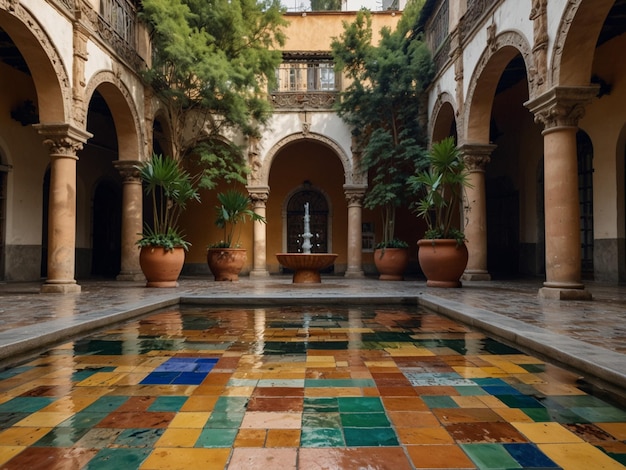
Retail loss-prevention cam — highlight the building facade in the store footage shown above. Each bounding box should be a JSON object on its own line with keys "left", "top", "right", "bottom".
{"left": 0, "top": 0, "right": 624, "bottom": 299}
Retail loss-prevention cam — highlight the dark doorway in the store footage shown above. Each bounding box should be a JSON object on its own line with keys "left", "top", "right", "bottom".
{"left": 91, "top": 179, "right": 122, "bottom": 277}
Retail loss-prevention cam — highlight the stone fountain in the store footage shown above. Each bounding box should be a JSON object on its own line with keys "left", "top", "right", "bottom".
{"left": 276, "top": 202, "right": 338, "bottom": 283}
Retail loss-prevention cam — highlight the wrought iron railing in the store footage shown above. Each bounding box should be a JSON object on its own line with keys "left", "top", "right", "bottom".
{"left": 97, "top": 0, "right": 144, "bottom": 69}
{"left": 460, "top": 0, "right": 499, "bottom": 41}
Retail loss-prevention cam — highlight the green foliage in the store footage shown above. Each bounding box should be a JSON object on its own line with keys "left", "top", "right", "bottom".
{"left": 311, "top": 0, "right": 341, "bottom": 11}
{"left": 408, "top": 137, "right": 472, "bottom": 245}
{"left": 140, "top": 0, "right": 287, "bottom": 188}
{"left": 137, "top": 154, "right": 200, "bottom": 251}
{"left": 331, "top": 4, "right": 434, "bottom": 247}
{"left": 211, "top": 189, "right": 266, "bottom": 248}
{"left": 375, "top": 239, "right": 408, "bottom": 249}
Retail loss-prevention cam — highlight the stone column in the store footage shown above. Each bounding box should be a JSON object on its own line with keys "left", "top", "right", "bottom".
{"left": 113, "top": 160, "right": 144, "bottom": 281}
{"left": 460, "top": 143, "right": 495, "bottom": 281}
{"left": 525, "top": 86, "right": 597, "bottom": 300}
{"left": 34, "top": 123, "right": 92, "bottom": 293}
{"left": 344, "top": 185, "right": 366, "bottom": 278}
{"left": 247, "top": 186, "right": 270, "bottom": 278}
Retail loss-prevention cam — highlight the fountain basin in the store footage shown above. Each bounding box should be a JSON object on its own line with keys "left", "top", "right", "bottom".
{"left": 276, "top": 253, "right": 338, "bottom": 283}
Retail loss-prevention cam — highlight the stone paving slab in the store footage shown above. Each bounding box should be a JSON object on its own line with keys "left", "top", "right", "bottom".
{"left": 0, "top": 276, "right": 624, "bottom": 397}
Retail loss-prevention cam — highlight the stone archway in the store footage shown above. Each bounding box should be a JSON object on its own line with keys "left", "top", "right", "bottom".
{"left": 429, "top": 93, "right": 458, "bottom": 144}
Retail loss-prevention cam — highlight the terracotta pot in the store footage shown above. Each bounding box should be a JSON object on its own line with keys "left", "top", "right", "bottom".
{"left": 207, "top": 248, "right": 247, "bottom": 281}
{"left": 417, "top": 239, "right": 468, "bottom": 288}
{"left": 139, "top": 245, "right": 185, "bottom": 288}
{"left": 374, "top": 247, "right": 409, "bottom": 281}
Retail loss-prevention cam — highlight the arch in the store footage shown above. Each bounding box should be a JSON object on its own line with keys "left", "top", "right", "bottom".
{"left": 152, "top": 108, "right": 174, "bottom": 158}
{"left": 91, "top": 177, "right": 122, "bottom": 277}
{"left": 551, "top": 0, "right": 614, "bottom": 87}
{"left": 464, "top": 31, "right": 532, "bottom": 143}
{"left": 429, "top": 92, "right": 458, "bottom": 144}
{"left": 0, "top": 6, "right": 69, "bottom": 122}
{"left": 255, "top": 132, "right": 357, "bottom": 187}
{"left": 84, "top": 71, "right": 144, "bottom": 161}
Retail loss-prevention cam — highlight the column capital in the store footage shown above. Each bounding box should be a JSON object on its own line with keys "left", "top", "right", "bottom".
{"left": 33, "top": 123, "right": 92, "bottom": 157}
{"left": 343, "top": 184, "right": 367, "bottom": 206}
{"left": 524, "top": 86, "right": 599, "bottom": 131}
{"left": 246, "top": 185, "right": 270, "bottom": 205}
{"left": 459, "top": 143, "right": 496, "bottom": 172}
{"left": 113, "top": 160, "right": 142, "bottom": 182}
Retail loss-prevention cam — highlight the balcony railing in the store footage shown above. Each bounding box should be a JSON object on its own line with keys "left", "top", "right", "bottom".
{"left": 460, "top": 0, "right": 499, "bottom": 41}
{"left": 97, "top": 0, "right": 143, "bottom": 69}
{"left": 271, "top": 58, "right": 339, "bottom": 110}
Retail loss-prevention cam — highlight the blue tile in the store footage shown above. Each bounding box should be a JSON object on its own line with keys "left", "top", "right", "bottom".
{"left": 504, "top": 443, "right": 559, "bottom": 468}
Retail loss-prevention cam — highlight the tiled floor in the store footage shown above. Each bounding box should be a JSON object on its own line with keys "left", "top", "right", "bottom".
{"left": 0, "top": 304, "right": 625, "bottom": 469}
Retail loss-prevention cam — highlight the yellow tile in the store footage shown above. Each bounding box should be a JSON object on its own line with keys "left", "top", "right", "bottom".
{"left": 15, "top": 412, "right": 74, "bottom": 427}
{"left": 140, "top": 448, "right": 230, "bottom": 470}
{"left": 532, "top": 382, "right": 587, "bottom": 395}
{"left": 511, "top": 373, "right": 545, "bottom": 384}
{"left": 234, "top": 429, "right": 266, "bottom": 447}
{"left": 539, "top": 443, "right": 626, "bottom": 470}
{"left": 168, "top": 412, "right": 211, "bottom": 428}
{"left": 512, "top": 422, "right": 585, "bottom": 444}
{"left": 0, "top": 446, "right": 25, "bottom": 466}
{"left": 385, "top": 347, "right": 435, "bottom": 357}
{"left": 222, "top": 386, "right": 254, "bottom": 397}
{"left": 155, "top": 428, "right": 201, "bottom": 447}
{"left": 0, "top": 427, "right": 52, "bottom": 446}
{"left": 304, "top": 387, "right": 362, "bottom": 397}
{"left": 77, "top": 372, "right": 126, "bottom": 387}
{"left": 364, "top": 361, "right": 399, "bottom": 368}
{"left": 452, "top": 396, "right": 488, "bottom": 408}
{"left": 40, "top": 396, "right": 98, "bottom": 413}
{"left": 452, "top": 366, "right": 507, "bottom": 378}
{"left": 266, "top": 429, "right": 300, "bottom": 447}
{"left": 479, "top": 356, "right": 529, "bottom": 374}
{"left": 493, "top": 407, "right": 535, "bottom": 423}
{"left": 180, "top": 396, "right": 218, "bottom": 412}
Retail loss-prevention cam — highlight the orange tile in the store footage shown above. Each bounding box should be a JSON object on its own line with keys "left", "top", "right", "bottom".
{"left": 397, "top": 426, "right": 455, "bottom": 445}
{"left": 406, "top": 444, "right": 475, "bottom": 469}
{"left": 382, "top": 396, "right": 428, "bottom": 411}
{"left": 140, "top": 448, "right": 230, "bottom": 470}
{"left": 234, "top": 429, "right": 267, "bottom": 447}
{"left": 388, "top": 411, "right": 441, "bottom": 428}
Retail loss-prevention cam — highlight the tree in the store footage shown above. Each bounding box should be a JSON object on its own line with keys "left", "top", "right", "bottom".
{"left": 331, "top": 1, "right": 433, "bottom": 248}
{"left": 140, "top": 0, "right": 288, "bottom": 188}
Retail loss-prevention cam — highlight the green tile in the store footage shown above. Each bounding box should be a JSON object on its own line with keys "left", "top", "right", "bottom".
{"left": 519, "top": 363, "right": 546, "bottom": 373}
{"left": 303, "top": 397, "right": 339, "bottom": 412}
{"left": 85, "top": 448, "right": 151, "bottom": 469}
{"left": 571, "top": 406, "right": 626, "bottom": 422}
{"left": 340, "top": 412, "right": 390, "bottom": 427}
{"left": 301, "top": 427, "right": 345, "bottom": 447}
{"left": 421, "top": 395, "right": 458, "bottom": 409}
{"left": 147, "top": 396, "right": 188, "bottom": 412}
{"left": 343, "top": 427, "right": 398, "bottom": 446}
{"left": 461, "top": 443, "right": 522, "bottom": 469}
{"left": 33, "top": 427, "right": 91, "bottom": 447}
{"left": 0, "top": 397, "right": 55, "bottom": 413}
{"left": 337, "top": 397, "right": 384, "bottom": 413}
{"left": 550, "top": 395, "right": 611, "bottom": 407}
{"left": 195, "top": 428, "right": 238, "bottom": 447}
{"left": 82, "top": 396, "right": 128, "bottom": 413}
{"left": 204, "top": 411, "right": 245, "bottom": 428}
{"left": 114, "top": 428, "right": 165, "bottom": 447}
{"left": 302, "top": 412, "right": 342, "bottom": 428}
{"left": 213, "top": 396, "right": 248, "bottom": 412}
{"left": 454, "top": 385, "right": 488, "bottom": 396}
{"left": 58, "top": 412, "right": 108, "bottom": 428}
{"left": 521, "top": 407, "right": 551, "bottom": 422}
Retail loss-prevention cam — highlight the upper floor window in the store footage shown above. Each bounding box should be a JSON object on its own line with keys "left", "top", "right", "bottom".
{"left": 274, "top": 53, "right": 338, "bottom": 92}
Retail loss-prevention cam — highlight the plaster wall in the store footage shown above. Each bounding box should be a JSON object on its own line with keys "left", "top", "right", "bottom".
{"left": 281, "top": 11, "right": 400, "bottom": 51}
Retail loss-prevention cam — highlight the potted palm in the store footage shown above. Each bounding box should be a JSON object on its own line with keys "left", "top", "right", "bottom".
{"left": 409, "top": 137, "right": 471, "bottom": 287}
{"left": 207, "top": 189, "right": 266, "bottom": 281}
{"left": 137, "top": 154, "right": 199, "bottom": 287}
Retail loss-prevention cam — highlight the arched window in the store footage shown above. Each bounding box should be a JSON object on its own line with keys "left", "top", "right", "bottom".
{"left": 286, "top": 186, "right": 329, "bottom": 253}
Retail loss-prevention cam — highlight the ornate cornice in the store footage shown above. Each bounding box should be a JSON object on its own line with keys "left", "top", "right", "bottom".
{"left": 525, "top": 86, "right": 598, "bottom": 131}
{"left": 343, "top": 184, "right": 367, "bottom": 207}
{"left": 459, "top": 143, "right": 496, "bottom": 171}
{"left": 34, "top": 123, "right": 92, "bottom": 157}
{"left": 113, "top": 160, "right": 141, "bottom": 182}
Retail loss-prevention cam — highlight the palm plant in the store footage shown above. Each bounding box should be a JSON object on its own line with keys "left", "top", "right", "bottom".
{"left": 137, "top": 154, "right": 200, "bottom": 251}
{"left": 211, "top": 189, "right": 266, "bottom": 248}
{"left": 409, "top": 137, "right": 471, "bottom": 245}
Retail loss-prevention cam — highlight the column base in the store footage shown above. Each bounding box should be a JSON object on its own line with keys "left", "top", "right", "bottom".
{"left": 41, "top": 281, "right": 81, "bottom": 294}
{"left": 116, "top": 271, "right": 146, "bottom": 282}
{"left": 462, "top": 270, "right": 491, "bottom": 281}
{"left": 344, "top": 269, "right": 365, "bottom": 278}
{"left": 539, "top": 286, "right": 592, "bottom": 300}
{"left": 249, "top": 269, "right": 270, "bottom": 278}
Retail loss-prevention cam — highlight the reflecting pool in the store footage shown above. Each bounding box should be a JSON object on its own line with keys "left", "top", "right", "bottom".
{"left": 0, "top": 305, "right": 625, "bottom": 469}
